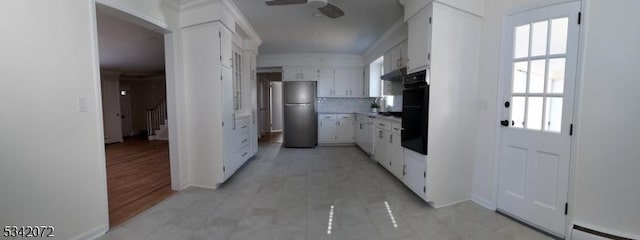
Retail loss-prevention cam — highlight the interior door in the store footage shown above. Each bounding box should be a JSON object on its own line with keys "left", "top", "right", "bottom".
{"left": 101, "top": 80, "right": 122, "bottom": 144}
{"left": 119, "top": 83, "right": 132, "bottom": 137}
{"left": 497, "top": 2, "right": 580, "bottom": 237}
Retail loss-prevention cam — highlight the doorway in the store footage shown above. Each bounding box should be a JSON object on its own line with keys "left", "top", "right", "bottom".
{"left": 96, "top": 4, "right": 174, "bottom": 227}
{"left": 496, "top": 1, "right": 581, "bottom": 237}
{"left": 257, "top": 71, "right": 283, "bottom": 143}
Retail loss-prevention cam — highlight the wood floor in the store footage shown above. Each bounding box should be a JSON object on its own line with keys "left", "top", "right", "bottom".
{"left": 105, "top": 137, "right": 174, "bottom": 227}
{"left": 259, "top": 132, "right": 283, "bottom": 143}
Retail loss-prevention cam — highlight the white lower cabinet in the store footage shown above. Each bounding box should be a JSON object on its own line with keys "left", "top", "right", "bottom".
{"left": 374, "top": 126, "right": 390, "bottom": 166}
{"left": 390, "top": 123, "right": 404, "bottom": 179}
{"left": 403, "top": 148, "right": 427, "bottom": 200}
{"left": 318, "top": 114, "right": 337, "bottom": 143}
{"left": 355, "top": 115, "right": 374, "bottom": 154}
{"left": 318, "top": 114, "right": 355, "bottom": 144}
{"left": 224, "top": 116, "right": 252, "bottom": 180}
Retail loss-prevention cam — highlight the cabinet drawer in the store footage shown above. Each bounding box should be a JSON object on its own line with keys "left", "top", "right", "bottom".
{"left": 319, "top": 114, "right": 336, "bottom": 120}
{"left": 375, "top": 119, "right": 392, "bottom": 131}
{"left": 233, "top": 132, "right": 251, "bottom": 152}
{"left": 233, "top": 144, "right": 251, "bottom": 163}
{"left": 391, "top": 122, "right": 402, "bottom": 135}
{"left": 336, "top": 114, "right": 354, "bottom": 120}
{"left": 235, "top": 117, "right": 250, "bottom": 130}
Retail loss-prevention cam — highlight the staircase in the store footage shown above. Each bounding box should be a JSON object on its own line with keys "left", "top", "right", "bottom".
{"left": 147, "top": 97, "right": 168, "bottom": 140}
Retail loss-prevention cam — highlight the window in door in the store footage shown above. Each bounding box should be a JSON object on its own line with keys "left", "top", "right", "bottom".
{"left": 510, "top": 17, "right": 569, "bottom": 133}
{"left": 233, "top": 48, "right": 243, "bottom": 112}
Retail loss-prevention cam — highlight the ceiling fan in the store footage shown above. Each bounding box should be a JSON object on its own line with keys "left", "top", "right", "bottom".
{"left": 265, "top": 0, "right": 345, "bottom": 19}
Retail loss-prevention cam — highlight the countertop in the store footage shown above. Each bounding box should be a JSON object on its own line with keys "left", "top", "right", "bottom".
{"left": 318, "top": 111, "right": 402, "bottom": 123}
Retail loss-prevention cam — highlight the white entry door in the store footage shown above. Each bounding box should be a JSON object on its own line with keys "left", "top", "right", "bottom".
{"left": 497, "top": 1, "right": 581, "bottom": 237}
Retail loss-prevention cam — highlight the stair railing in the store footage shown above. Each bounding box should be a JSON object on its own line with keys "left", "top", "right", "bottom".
{"left": 146, "top": 97, "right": 167, "bottom": 136}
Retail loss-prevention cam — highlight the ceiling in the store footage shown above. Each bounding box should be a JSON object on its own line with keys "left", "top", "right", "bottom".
{"left": 233, "top": 0, "right": 404, "bottom": 55}
{"left": 96, "top": 7, "right": 165, "bottom": 74}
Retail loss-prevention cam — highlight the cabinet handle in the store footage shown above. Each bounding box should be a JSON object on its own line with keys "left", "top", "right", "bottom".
{"left": 378, "top": 123, "right": 385, "bottom": 127}
{"left": 360, "top": 123, "right": 363, "bottom": 130}
{"left": 242, "top": 139, "right": 248, "bottom": 143}
{"left": 252, "top": 111, "right": 255, "bottom": 124}
{"left": 390, "top": 134, "right": 393, "bottom": 143}
{"left": 389, "top": 161, "right": 392, "bottom": 166}
{"left": 232, "top": 113, "right": 236, "bottom": 130}
{"left": 403, "top": 165, "right": 406, "bottom": 176}
{"left": 242, "top": 152, "right": 248, "bottom": 157}
{"left": 379, "top": 131, "right": 383, "bottom": 139}
{"left": 242, "top": 125, "right": 248, "bottom": 129}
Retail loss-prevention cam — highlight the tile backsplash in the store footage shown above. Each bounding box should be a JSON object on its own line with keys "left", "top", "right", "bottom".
{"left": 317, "top": 97, "right": 376, "bottom": 113}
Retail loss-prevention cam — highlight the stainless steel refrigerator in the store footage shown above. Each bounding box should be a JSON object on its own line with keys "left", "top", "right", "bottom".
{"left": 283, "top": 81, "right": 317, "bottom": 148}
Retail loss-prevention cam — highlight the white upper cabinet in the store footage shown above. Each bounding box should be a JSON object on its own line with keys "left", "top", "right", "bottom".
{"left": 220, "top": 28, "right": 233, "bottom": 69}
{"left": 300, "top": 67, "right": 319, "bottom": 81}
{"left": 283, "top": 66, "right": 319, "bottom": 81}
{"left": 334, "top": 68, "right": 351, "bottom": 97}
{"left": 317, "top": 67, "right": 365, "bottom": 98}
{"left": 383, "top": 41, "right": 409, "bottom": 75}
{"left": 318, "top": 67, "right": 334, "bottom": 97}
{"left": 407, "top": 5, "right": 432, "bottom": 73}
{"left": 349, "top": 68, "right": 365, "bottom": 97}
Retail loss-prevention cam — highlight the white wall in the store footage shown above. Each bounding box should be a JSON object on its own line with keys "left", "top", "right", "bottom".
{"left": 270, "top": 82, "right": 283, "bottom": 132}
{"left": 470, "top": 0, "right": 571, "bottom": 209}
{"left": 98, "top": 0, "right": 189, "bottom": 191}
{"left": 470, "top": 0, "right": 640, "bottom": 237}
{"left": 571, "top": 0, "right": 640, "bottom": 238}
{"left": 0, "top": 0, "right": 181, "bottom": 239}
{"left": 0, "top": 1, "right": 108, "bottom": 239}
{"left": 362, "top": 18, "right": 408, "bottom": 65}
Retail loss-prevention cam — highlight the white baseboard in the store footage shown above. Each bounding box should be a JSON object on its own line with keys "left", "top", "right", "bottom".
{"left": 431, "top": 198, "right": 471, "bottom": 209}
{"left": 189, "top": 184, "right": 219, "bottom": 190}
{"left": 76, "top": 225, "right": 107, "bottom": 240}
{"left": 471, "top": 194, "right": 496, "bottom": 211}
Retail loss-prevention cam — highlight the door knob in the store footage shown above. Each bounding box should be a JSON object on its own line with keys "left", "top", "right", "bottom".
{"left": 500, "top": 120, "right": 510, "bottom": 127}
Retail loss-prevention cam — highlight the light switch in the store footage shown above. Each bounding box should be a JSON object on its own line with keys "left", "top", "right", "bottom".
{"left": 78, "top": 96, "right": 87, "bottom": 112}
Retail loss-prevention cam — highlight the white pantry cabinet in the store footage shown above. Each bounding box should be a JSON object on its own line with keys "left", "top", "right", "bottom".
{"left": 283, "top": 66, "right": 319, "bottom": 81}
{"left": 318, "top": 114, "right": 355, "bottom": 144}
{"left": 243, "top": 49, "right": 258, "bottom": 156}
{"left": 182, "top": 22, "right": 257, "bottom": 189}
{"left": 317, "top": 67, "right": 365, "bottom": 97}
{"left": 400, "top": 2, "right": 482, "bottom": 207}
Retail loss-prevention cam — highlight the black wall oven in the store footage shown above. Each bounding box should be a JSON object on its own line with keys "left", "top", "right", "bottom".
{"left": 401, "top": 70, "right": 429, "bottom": 155}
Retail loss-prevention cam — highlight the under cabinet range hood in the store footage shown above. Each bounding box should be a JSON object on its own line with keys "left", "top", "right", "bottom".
{"left": 380, "top": 67, "right": 407, "bottom": 82}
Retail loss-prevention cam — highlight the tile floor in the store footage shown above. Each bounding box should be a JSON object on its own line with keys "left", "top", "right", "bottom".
{"left": 100, "top": 143, "right": 553, "bottom": 240}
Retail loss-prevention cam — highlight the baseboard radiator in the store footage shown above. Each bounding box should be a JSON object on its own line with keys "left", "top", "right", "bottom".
{"left": 571, "top": 225, "right": 634, "bottom": 240}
